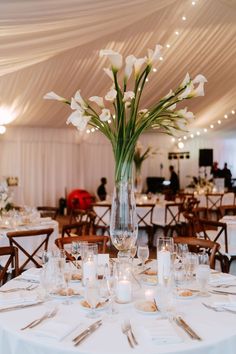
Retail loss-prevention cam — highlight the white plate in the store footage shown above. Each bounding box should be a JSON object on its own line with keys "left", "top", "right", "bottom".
{"left": 175, "top": 289, "right": 198, "bottom": 299}
{"left": 134, "top": 300, "right": 160, "bottom": 315}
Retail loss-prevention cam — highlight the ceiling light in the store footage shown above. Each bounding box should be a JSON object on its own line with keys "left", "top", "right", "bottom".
{"left": 196, "top": 131, "right": 200, "bottom": 136}
{"left": 232, "top": 110, "right": 235, "bottom": 115}
{"left": 166, "top": 44, "right": 171, "bottom": 48}
{"left": 145, "top": 78, "right": 149, "bottom": 82}
{"left": 224, "top": 114, "right": 228, "bottom": 119}
{"left": 210, "top": 124, "right": 214, "bottom": 128}
{"left": 204, "top": 128, "right": 208, "bottom": 132}
{"left": 217, "top": 120, "right": 221, "bottom": 124}
{"left": 190, "top": 134, "right": 194, "bottom": 138}
{"left": 0, "top": 107, "right": 15, "bottom": 125}
{"left": 175, "top": 31, "right": 180, "bottom": 36}
{"left": 178, "top": 141, "right": 184, "bottom": 149}
{"left": 153, "top": 68, "right": 157, "bottom": 72}
{"left": 183, "top": 136, "right": 187, "bottom": 140}
{"left": 192, "top": 1, "right": 196, "bottom": 5}
{"left": 86, "top": 129, "right": 91, "bottom": 134}
{"left": 171, "top": 137, "right": 176, "bottom": 142}
{"left": 0, "top": 125, "right": 6, "bottom": 134}
{"left": 159, "top": 57, "right": 163, "bottom": 61}
{"left": 91, "top": 128, "right": 95, "bottom": 132}
{"left": 182, "top": 16, "right": 186, "bottom": 21}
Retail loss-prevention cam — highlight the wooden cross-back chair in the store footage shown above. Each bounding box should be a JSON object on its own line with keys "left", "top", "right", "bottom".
{"left": 55, "top": 235, "right": 109, "bottom": 259}
{"left": 37, "top": 206, "right": 59, "bottom": 220}
{"left": 173, "top": 236, "right": 220, "bottom": 269}
{"left": 7, "top": 228, "right": 54, "bottom": 273}
{"left": 219, "top": 205, "right": 236, "bottom": 218}
{"left": 0, "top": 246, "right": 19, "bottom": 285}
{"left": 206, "top": 193, "right": 223, "bottom": 220}
{"left": 136, "top": 204, "right": 155, "bottom": 247}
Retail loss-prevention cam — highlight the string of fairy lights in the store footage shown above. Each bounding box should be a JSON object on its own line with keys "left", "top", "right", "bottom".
{"left": 85, "top": 0, "right": 235, "bottom": 146}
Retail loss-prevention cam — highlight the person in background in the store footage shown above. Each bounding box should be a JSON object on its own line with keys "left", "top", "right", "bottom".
{"left": 169, "top": 165, "right": 180, "bottom": 195}
{"left": 221, "top": 163, "right": 232, "bottom": 190}
{"left": 97, "top": 177, "right": 107, "bottom": 201}
{"left": 211, "top": 161, "right": 221, "bottom": 178}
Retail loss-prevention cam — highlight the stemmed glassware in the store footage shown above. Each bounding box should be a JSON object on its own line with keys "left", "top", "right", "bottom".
{"left": 85, "top": 279, "right": 100, "bottom": 318}
{"left": 63, "top": 262, "right": 72, "bottom": 305}
{"left": 71, "top": 241, "right": 80, "bottom": 267}
{"left": 105, "top": 263, "right": 118, "bottom": 317}
{"left": 130, "top": 244, "right": 137, "bottom": 266}
{"left": 137, "top": 245, "right": 149, "bottom": 268}
{"left": 196, "top": 252, "right": 210, "bottom": 296}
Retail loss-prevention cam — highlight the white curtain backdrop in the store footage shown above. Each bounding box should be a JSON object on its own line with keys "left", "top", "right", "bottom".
{"left": 1, "top": 127, "right": 236, "bottom": 207}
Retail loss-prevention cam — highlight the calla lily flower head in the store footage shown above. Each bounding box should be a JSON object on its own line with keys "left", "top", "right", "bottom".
{"left": 43, "top": 91, "right": 66, "bottom": 102}
{"left": 180, "top": 73, "right": 191, "bottom": 88}
{"left": 99, "top": 108, "right": 111, "bottom": 122}
{"left": 124, "top": 55, "right": 136, "bottom": 81}
{"left": 191, "top": 82, "right": 205, "bottom": 97}
{"left": 105, "top": 88, "right": 117, "bottom": 102}
{"left": 89, "top": 96, "right": 104, "bottom": 108}
{"left": 66, "top": 110, "right": 91, "bottom": 131}
{"left": 177, "top": 107, "right": 195, "bottom": 119}
{"left": 134, "top": 57, "right": 147, "bottom": 77}
{"left": 103, "top": 68, "right": 114, "bottom": 81}
{"left": 71, "top": 97, "right": 84, "bottom": 112}
{"left": 123, "top": 91, "right": 135, "bottom": 102}
{"left": 147, "top": 44, "right": 162, "bottom": 65}
{"left": 100, "top": 49, "right": 123, "bottom": 71}
{"left": 74, "top": 90, "right": 87, "bottom": 110}
{"left": 178, "top": 82, "right": 194, "bottom": 100}
{"left": 193, "top": 74, "right": 207, "bottom": 84}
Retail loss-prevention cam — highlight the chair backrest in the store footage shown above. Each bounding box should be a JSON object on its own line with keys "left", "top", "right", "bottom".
{"left": 174, "top": 236, "right": 220, "bottom": 269}
{"left": 136, "top": 204, "right": 155, "bottom": 227}
{"left": 55, "top": 235, "right": 109, "bottom": 256}
{"left": 0, "top": 246, "right": 19, "bottom": 285}
{"left": 7, "top": 228, "right": 54, "bottom": 273}
{"left": 219, "top": 205, "right": 236, "bottom": 218}
{"left": 165, "top": 203, "right": 183, "bottom": 226}
{"left": 37, "top": 206, "right": 59, "bottom": 220}
{"left": 206, "top": 193, "right": 223, "bottom": 211}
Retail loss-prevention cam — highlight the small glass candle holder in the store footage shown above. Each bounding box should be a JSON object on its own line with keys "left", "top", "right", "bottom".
{"left": 157, "top": 237, "right": 173, "bottom": 285}
{"left": 82, "top": 244, "right": 98, "bottom": 286}
{"left": 116, "top": 263, "right": 132, "bottom": 304}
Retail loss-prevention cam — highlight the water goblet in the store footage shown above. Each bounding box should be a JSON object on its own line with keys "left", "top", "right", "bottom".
{"left": 85, "top": 279, "right": 100, "bottom": 318}
{"left": 137, "top": 245, "right": 149, "bottom": 269}
{"left": 63, "top": 262, "right": 72, "bottom": 305}
{"left": 196, "top": 264, "right": 210, "bottom": 296}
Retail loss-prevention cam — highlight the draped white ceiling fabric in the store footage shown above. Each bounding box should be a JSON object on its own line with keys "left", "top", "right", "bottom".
{"left": 0, "top": 0, "right": 235, "bottom": 132}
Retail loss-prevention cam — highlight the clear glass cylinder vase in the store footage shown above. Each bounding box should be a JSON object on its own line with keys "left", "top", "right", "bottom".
{"left": 110, "top": 165, "right": 138, "bottom": 256}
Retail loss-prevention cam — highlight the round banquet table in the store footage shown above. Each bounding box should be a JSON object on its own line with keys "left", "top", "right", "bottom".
{"left": 1, "top": 268, "right": 236, "bottom": 354}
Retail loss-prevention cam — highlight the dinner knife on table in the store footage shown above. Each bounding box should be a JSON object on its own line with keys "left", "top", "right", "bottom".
{"left": 174, "top": 316, "right": 202, "bottom": 341}
{"left": 73, "top": 320, "right": 102, "bottom": 344}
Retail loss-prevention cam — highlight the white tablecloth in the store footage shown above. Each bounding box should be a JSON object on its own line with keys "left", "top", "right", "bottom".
{"left": 0, "top": 219, "right": 59, "bottom": 267}
{"left": 1, "top": 269, "right": 236, "bottom": 354}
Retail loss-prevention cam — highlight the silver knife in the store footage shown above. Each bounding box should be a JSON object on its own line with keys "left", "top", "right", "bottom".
{"left": 74, "top": 321, "right": 102, "bottom": 346}
{"left": 0, "top": 301, "right": 43, "bottom": 313}
{"left": 210, "top": 290, "right": 236, "bottom": 296}
{"left": 73, "top": 320, "right": 102, "bottom": 342}
{"left": 174, "top": 316, "right": 202, "bottom": 341}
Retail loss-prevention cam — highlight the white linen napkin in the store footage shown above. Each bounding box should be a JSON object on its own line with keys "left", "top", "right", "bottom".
{"left": 144, "top": 319, "right": 182, "bottom": 345}
{"left": 19, "top": 268, "right": 41, "bottom": 282}
{"left": 209, "top": 273, "right": 236, "bottom": 286}
{"left": 32, "top": 320, "right": 80, "bottom": 340}
{"left": 0, "top": 291, "right": 39, "bottom": 309}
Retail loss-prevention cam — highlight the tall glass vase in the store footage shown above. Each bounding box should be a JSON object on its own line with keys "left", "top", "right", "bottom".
{"left": 110, "top": 162, "right": 138, "bottom": 257}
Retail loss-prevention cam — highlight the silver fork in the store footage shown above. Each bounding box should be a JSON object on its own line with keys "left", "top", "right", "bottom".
{"left": 121, "top": 322, "right": 134, "bottom": 348}
{"left": 21, "top": 307, "right": 58, "bottom": 330}
{"left": 202, "top": 302, "right": 236, "bottom": 314}
{"left": 124, "top": 320, "right": 138, "bottom": 346}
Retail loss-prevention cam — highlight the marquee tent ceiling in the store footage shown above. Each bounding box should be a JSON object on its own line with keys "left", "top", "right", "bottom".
{"left": 0, "top": 0, "right": 236, "bottom": 137}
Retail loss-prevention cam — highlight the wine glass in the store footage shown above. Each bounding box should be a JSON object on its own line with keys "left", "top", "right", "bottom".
{"left": 85, "top": 279, "right": 100, "bottom": 318}
{"left": 71, "top": 241, "right": 80, "bottom": 267}
{"left": 137, "top": 245, "right": 149, "bottom": 268}
{"left": 105, "top": 263, "right": 118, "bottom": 317}
{"left": 130, "top": 245, "right": 137, "bottom": 266}
{"left": 63, "top": 262, "right": 72, "bottom": 305}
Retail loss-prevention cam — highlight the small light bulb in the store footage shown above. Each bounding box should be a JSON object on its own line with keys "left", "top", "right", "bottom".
{"left": 224, "top": 114, "right": 228, "bottom": 119}
{"left": 145, "top": 78, "right": 149, "bottom": 82}
{"left": 166, "top": 44, "right": 171, "bottom": 48}
{"left": 153, "top": 68, "right": 157, "bottom": 72}
{"left": 182, "top": 16, "right": 186, "bottom": 21}
{"left": 108, "top": 120, "right": 111, "bottom": 124}
{"left": 175, "top": 31, "right": 180, "bottom": 36}
{"left": 91, "top": 128, "right": 95, "bottom": 132}
{"left": 159, "top": 56, "right": 163, "bottom": 61}
{"left": 178, "top": 137, "right": 182, "bottom": 141}
{"left": 0, "top": 125, "right": 6, "bottom": 134}
{"left": 183, "top": 136, "right": 187, "bottom": 140}
{"left": 232, "top": 110, "right": 235, "bottom": 115}
{"left": 192, "top": 1, "right": 196, "bottom": 5}
{"left": 178, "top": 141, "right": 184, "bottom": 149}
{"left": 171, "top": 137, "right": 176, "bottom": 142}
{"left": 218, "top": 120, "right": 221, "bottom": 124}
{"left": 196, "top": 131, "right": 200, "bottom": 136}
{"left": 204, "top": 128, "right": 208, "bottom": 132}
{"left": 190, "top": 134, "right": 194, "bottom": 138}
{"left": 210, "top": 124, "right": 214, "bottom": 129}
{"left": 86, "top": 129, "right": 90, "bottom": 134}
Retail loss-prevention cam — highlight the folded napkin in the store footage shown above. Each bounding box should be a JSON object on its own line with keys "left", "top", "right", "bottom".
{"left": 209, "top": 273, "right": 236, "bottom": 286}
{"left": 19, "top": 268, "right": 41, "bottom": 282}
{"left": 144, "top": 319, "right": 182, "bottom": 345}
{"left": 32, "top": 320, "right": 80, "bottom": 340}
{"left": 0, "top": 291, "right": 39, "bottom": 309}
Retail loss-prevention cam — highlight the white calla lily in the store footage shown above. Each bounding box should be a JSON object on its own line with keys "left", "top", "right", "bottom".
{"left": 192, "top": 82, "right": 205, "bottom": 97}
{"left": 177, "top": 107, "right": 195, "bottom": 119}
{"left": 71, "top": 97, "right": 84, "bottom": 112}
{"left": 66, "top": 110, "right": 91, "bottom": 130}
{"left": 100, "top": 49, "right": 123, "bottom": 71}
{"left": 105, "top": 88, "right": 117, "bottom": 102}
{"left": 74, "top": 90, "right": 87, "bottom": 109}
{"left": 99, "top": 108, "right": 111, "bottom": 122}
{"left": 180, "top": 73, "right": 190, "bottom": 88}
{"left": 124, "top": 55, "right": 136, "bottom": 81}
{"left": 193, "top": 74, "right": 207, "bottom": 84}
{"left": 43, "top": 91, "right": 66, "bottom": 101}
{"left": 89, "top": 96, "right": 104, "bottom": 108}
{"left": 178, "top": 82, "right": 194, "bottom": 100}
{"left": 134, "top": 57, "right": 147, "bottom": 77}
{"left": 123, "top": 91, "right": 135, "bottom": 102}
{"left": 147, "top": 44, "right": 162, "bottom": 65}
{"left": 103, "top": 68, "right": 114, "bottom": 80}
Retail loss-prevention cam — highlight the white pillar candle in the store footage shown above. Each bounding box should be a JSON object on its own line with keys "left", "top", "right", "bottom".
{"left": 83, "top": 260, "right": 96, "bottom": 281}
{"left": 157, "top": 249, "right": 171, "bottom": 284}
{"left": 116, "top": 278, "right": 132, "bottom": 303}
